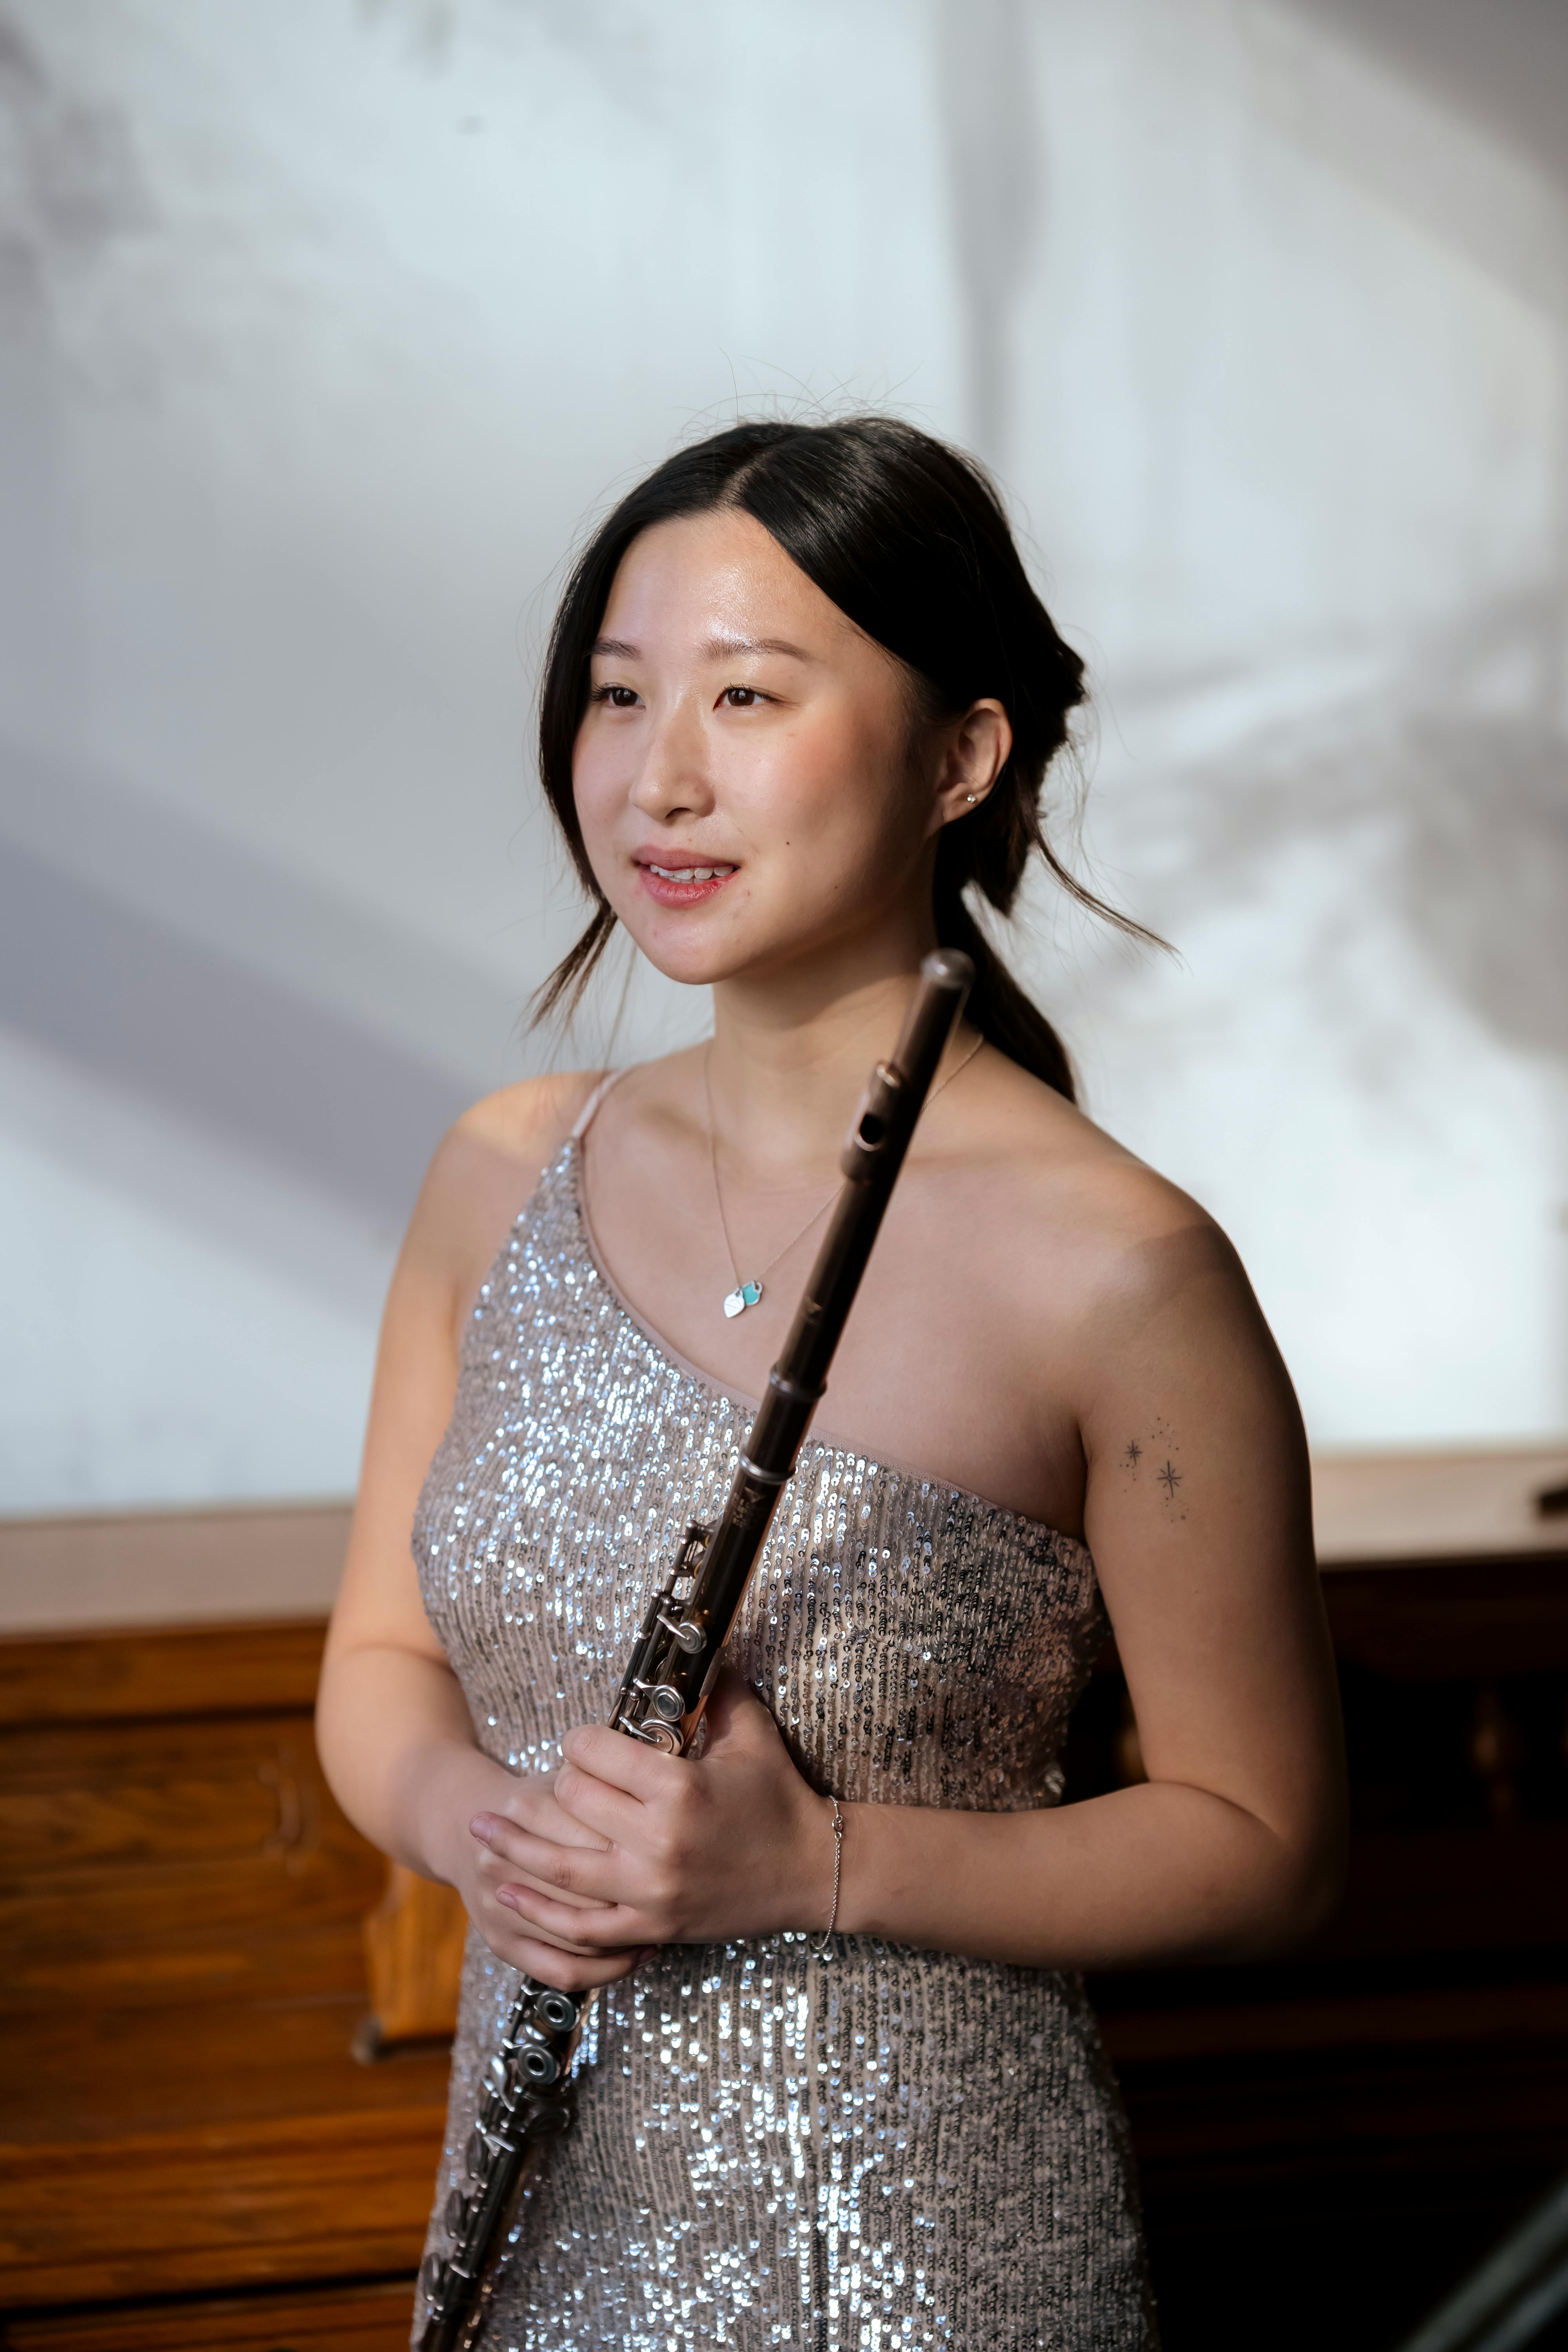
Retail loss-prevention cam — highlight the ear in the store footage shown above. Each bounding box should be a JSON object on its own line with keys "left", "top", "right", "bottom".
{"left": 931, "top": 699, "right": 1012, "bottom": 834}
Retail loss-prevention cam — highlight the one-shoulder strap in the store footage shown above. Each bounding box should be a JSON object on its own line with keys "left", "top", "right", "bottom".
{"left": 568, "top": 1067, "right": 626, "bottom": 1142}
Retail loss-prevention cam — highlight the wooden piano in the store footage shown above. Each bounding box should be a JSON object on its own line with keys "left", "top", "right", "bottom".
{"left": 0, "top": 1511, "right": 447, "bottom": 2350}
{"left": 2, "top": 1451, "right": 1566, "bottom": 2351}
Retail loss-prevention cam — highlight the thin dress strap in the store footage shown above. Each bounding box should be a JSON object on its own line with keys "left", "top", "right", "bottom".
{"left": 568, "top": 1068, "right": 626, "bottom": 1143}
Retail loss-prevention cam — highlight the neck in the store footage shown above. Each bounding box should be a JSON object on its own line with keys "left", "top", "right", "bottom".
{"left": 703, "top": 915, "right": 953, "bottom": 1180}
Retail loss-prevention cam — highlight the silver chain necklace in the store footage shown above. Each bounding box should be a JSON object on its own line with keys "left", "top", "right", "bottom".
{"left": 703, "top": 1029, "right": 985, "bottom": 1319}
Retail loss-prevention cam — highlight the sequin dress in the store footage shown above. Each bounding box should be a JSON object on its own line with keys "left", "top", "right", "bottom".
{"left": 411, "top": 1097, "right": 1158, "bottom": 2350}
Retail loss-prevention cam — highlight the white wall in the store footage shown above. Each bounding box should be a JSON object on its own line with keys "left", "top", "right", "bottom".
{"left": 1, "top": 0, "right": 1564, "bottom": 1514}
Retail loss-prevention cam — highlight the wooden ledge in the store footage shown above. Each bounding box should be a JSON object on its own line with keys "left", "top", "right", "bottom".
{"left": 0, "top": 2108, "right": 443, "bottom": 2310}
{"left": 0, "top": 1618, "right": 328, "bottom": 1726}
{"left": 0, "top": 2275, "right": 417, "bottom": 2351}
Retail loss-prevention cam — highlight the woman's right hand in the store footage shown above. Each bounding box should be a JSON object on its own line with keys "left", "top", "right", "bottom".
{"left": 419, "top": 1742, "right": 648, "bottom": 1993}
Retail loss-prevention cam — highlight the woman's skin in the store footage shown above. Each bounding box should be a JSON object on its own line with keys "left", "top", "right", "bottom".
{"left": 317, "top": 506, "right": 1347, "bottom": 1999}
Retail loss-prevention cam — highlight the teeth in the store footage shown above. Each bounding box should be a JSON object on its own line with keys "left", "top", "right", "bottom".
{"left": 648, "top": 864, "right": 733, "bottom": 884}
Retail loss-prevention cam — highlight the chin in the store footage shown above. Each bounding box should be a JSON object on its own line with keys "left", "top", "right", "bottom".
{"left": 614, "top": 915, "right": 744, "bottom": 990}
{"left": 611, "top": 888, "right": 866, "bottom": 995}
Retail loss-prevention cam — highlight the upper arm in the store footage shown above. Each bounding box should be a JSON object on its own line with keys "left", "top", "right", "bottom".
{"left": 323, "top": 1072, "right": 599, "bottom": 1675}
{"left": 1073, "top": 1189, "right": 1345, "bottom": 1878}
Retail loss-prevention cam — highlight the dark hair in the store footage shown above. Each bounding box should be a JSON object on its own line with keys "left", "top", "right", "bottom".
{"left": 534, "top": 416, "right": 1155, "bottom": 1101}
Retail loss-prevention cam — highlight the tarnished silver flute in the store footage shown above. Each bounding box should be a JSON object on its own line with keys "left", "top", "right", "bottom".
{"left": 417, "top": 948, "right": 974, "bottom": 2352}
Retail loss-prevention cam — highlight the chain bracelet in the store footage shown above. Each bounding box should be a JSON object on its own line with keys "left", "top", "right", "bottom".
{"left": 807, "top": 1794, "right": 844, "bottom": 1959}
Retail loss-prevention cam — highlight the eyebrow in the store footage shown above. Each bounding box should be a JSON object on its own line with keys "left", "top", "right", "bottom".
{"left": 704, "top": 632, "right": 812, "bottom": 661}
{"left": 588, "top": 633, "right": 813, "bottom": 662}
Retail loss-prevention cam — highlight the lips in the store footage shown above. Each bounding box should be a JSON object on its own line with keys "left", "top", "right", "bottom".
{"left": 634, "top": 854, "right": 738, "bottom": 908}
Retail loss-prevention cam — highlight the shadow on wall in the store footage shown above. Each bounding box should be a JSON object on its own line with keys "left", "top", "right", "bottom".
{"left": 1296, "top": 0, "right": 1568, "bottom": 203}
{"left": 1073, "top": 582, "right": 1568, "bottom": 1090}
{"left": 3, "top": 0, "right": 1564, "bottom": 1278}
{"left": 0, "top": 10, "right": 151, "bottom": 270}
{"left": 1407, "top": 706, "right": 1568, "bottom": 1066}
{"left": 934, "top": 0, "right": 1568, "bottom": 1120}
{"left": 0, "top": 822, "right": 474, "bottom": 1232}
{"left": 936, "top": 0, "right": 1035, "bottom": 473}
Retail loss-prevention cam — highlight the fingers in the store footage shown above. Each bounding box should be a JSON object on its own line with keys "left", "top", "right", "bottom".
{"left": 550, "top": 1760, "right": 648, "bottom": 1847}
{"left": 471, "top": 1814, "right": 621, "bottom": 1909}
{"left": 489, "top": 1930, "right": 646, "bottom": 1994}
{"left": 562, "top": 1720, "right": 682, "bottom": 1803}
{"left": 470, "top": 1814, "right": 653, "bottom": 1946}
{"left": 487, "top": 1773, "right": 613, "bottom": 1854}
{"left": 494, "top": 1877, "right": 647, "bottom": 1954}
{"left": 466, "top": 1861, "right": 652, "bottom": 1989}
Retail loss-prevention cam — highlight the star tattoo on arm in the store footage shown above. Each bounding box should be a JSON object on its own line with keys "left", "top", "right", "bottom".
{"left": 1123, "top": 1440, "right": 1142, "bottom": 1470}
{"left": 1157, "top": 1460, "right": 1182, "bottom": 1499}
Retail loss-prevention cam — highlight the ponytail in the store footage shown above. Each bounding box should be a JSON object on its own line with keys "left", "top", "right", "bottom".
{"left": 932, "top": 869, "right": 1076, "bottom": 1102}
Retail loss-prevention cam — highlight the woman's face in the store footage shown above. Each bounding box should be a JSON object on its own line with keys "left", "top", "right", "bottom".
{"left": 572, "top": 508, "right": 970, "bottom": 991}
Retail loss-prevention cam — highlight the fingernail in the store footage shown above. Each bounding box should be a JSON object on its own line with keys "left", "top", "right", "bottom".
{"left": 495, "top": 1885, "right": 518, "bottom": 1909}
{"left": 469, "top": 1816, "right": 494, "bottom": 1843}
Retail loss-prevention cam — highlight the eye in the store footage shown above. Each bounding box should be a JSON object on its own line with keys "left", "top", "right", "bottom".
{"left": 591, "top": 683, "right": 641, "bottom": 709}
{"left": 719, "top": 686, "right": 765, "bottom": 709}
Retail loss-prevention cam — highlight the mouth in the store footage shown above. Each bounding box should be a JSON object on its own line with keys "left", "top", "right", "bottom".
{"left": 634, "top": 855, "right": 738, "bottom": 906}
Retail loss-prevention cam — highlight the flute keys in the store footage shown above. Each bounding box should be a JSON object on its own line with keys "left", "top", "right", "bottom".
{"left": 445, "top": 2187, "right": 473, "bottom": 2239}
{"left": 533, "top": 1988, "right": 579, "bottom": 2033}
{"left": 464, "top": 2127, "right": 489, "bottom": 2181}
{"left": 517, "top": 2041, "right": 561, "bottom": 2085}
{"left": 419, "top": 2252, "right": 450, "bottom": 2305}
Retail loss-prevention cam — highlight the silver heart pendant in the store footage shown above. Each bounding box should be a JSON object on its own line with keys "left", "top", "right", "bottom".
{"left": 722, "top": 1280, "right": 763, "bottom": 1318}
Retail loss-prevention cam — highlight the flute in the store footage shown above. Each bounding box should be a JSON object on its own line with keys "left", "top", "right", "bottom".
{"left": 418, "top": 948, "right": 973, "bottom": 2352}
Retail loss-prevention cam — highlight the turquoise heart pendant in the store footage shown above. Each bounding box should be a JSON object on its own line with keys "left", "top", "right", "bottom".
{"left": 722, "top": 1279, "right": 764, "bottom": 1318}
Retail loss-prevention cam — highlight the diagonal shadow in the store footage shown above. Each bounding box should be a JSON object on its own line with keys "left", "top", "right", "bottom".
{"left": 1074, "top": 581, "right": 1568, "bottom": 1074}
{"left": 0, "top": 837, "right": 473, "bottom": 1227}
{"left": 0, "top": 730, "right": 546, "bottom": 1088}
{"left": 1289, "top": 0, "right": 1568, "bottom": 200}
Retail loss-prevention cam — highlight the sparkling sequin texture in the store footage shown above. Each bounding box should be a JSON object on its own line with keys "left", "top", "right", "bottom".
{"left": 412, "top": 1136, "right": 1158, "bottom": 2349}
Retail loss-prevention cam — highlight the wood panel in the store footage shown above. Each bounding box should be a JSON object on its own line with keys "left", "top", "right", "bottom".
{"left": 361, "top": 1863, "right": 466, "bottom": 2051}
{"left": 1066, "top": 1543, "right": 1568, "bottom": 2350}
{"left": 0, "top": 1992, "right": 451, "bottom": 2143}
{"left": 0, "top": 2109, "right": 441, "bottom": 2308}
{"left": 0, "top": 1613, "right": 448, "bottom": 2324}
{"left": 1323, "top": 1557, "right": 1568, "bottom": 1677}
{"left": 0, "top": 1715, "right": 384, "bottom": 2013}
{"left": 3, "top": 1489, "right": 1567, "bottom": 2350}
{"left": 2, "top": 2278, "right": 416, "bottom": 2352}
{"left": 0, "top": 1619, "right": 327, "bottom": 1727}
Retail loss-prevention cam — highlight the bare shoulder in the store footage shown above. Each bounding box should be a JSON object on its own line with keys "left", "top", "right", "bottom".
{"left": 402, "top": 1068, "right": 606, "bottom": 1314}
{"left": 445, "top": 1067, "right": 601, "bottom": 1169}
{"left": 960, "top": 1052, "right": 1249, "bottom": 1336}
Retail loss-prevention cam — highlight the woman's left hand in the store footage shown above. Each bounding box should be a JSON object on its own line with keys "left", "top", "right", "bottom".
{"left": 467, "top": 1666, "right": 834, "bottom": 1955}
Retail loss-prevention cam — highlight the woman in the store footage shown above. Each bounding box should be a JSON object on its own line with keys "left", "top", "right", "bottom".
{"left": 317, "top": 417, "right": 1345, "bottom": 2351}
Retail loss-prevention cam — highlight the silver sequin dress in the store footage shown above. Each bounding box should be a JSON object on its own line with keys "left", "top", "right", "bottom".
{"left": 412, "top": 1113, "right": 1158, "bottom": 2351}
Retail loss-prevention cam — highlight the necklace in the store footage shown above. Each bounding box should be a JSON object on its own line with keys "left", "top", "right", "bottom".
{"left": 704, "top": 1029, "right": 985, "bottom": 1318}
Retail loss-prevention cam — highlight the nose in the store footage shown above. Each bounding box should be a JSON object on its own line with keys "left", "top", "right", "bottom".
{"left": 627, "top": 690, "right": 715, "bottom": 825}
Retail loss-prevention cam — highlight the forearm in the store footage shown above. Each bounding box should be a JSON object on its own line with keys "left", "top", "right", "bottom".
{"left": 833, "top": 1779, "right": 1336, "bottom": 1970}
{"left": 316, "top": 1643, "right": 514, "bottom": 1884}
